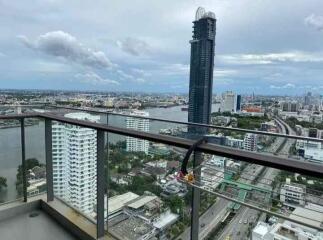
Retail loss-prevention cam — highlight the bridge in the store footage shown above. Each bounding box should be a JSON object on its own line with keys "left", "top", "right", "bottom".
{"left": 219, "top": 179, "right": 272, "bottom": 211}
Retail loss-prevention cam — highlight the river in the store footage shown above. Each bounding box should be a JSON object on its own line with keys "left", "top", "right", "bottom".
{"left": 0, "top": 104, "right": 219, "bottom": 202}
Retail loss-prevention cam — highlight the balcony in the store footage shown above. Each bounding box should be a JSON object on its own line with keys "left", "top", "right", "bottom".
{"left": 0, "top": 106, "right": 323, "bottom": 240}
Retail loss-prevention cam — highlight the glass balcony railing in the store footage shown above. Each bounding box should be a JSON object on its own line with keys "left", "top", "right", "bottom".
{"left": 0, "top": 107, "right": 323, "bottom": 240}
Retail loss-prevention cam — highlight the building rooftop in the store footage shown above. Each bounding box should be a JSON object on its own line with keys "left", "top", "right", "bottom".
{"left": 108, "top": 192, "right": 139, "bottom": 215}
{"left": 153, "top": 211, "right": 179, "bottom": 230}
{"left": 253, "top": 221, "right": 270, "bottom": 236}
{"left": 290, "top": 207, "right": 323, "bottom": 228}
{"left": 109, "top": 214, "right": 154, "bottom": 240}
{"left": 127, "top": 195, "right": 158, "bottom": 210}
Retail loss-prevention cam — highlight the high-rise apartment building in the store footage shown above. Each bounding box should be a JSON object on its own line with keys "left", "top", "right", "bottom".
{"left": 281, "top": 101, "right": 299, "bottom": 112}
{"left": 126, "top": 111, "right": 150, "bottom": 154}
{"left": 221, "top": 91, "right": 236, "bottom": 113}
{"left": 52, "top": 112, "right": 99, "bottom": 214}
{"left": 304, "top": 91, "right": 312, "bottom": 106}
{"left": 188, "top": 7, "right": 216, "bottom": 127}
{"left": 244, "top": 133, "right": 258, "bottom": 152}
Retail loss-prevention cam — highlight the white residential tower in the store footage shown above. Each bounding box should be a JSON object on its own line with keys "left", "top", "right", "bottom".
{"left": 52, "top": 112, "right": 100, "bottom": 214}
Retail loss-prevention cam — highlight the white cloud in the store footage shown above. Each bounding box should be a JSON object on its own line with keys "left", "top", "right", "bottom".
{"left": 161, "top": 63, "right": 189, "bottom": 75}
{"left": 131, "top": 68, "right": 152, "bottom": 77}
{"left": 116, "top": 69, "right": 135, "bottom": 80}
{"left": 305, "top": 14, "right": 323, "bottom": 31}
{"left": 155, "top": 63, "right": 237, "bottom": 79}
{"left": 219, "top": 51, "right": 323, "bottom": 65}
{"left": 213, "top": 69, "right": 237, "bottom": 77}
{"left": 75, "top": 72, "right": 119, "bottom": 85}
{"left": 116, "top": 69, "right": 146, "bottom": 83}
{"left": 19, "top": 31, "right": 115, "bottom": 69}
{"left": 0, "top": 52, "right": 5, "bottom": 57}
{"left": 134, "top": 78, "right": 146, "bottom": 83}
{"left": 116, "top": 37, "right": 151, "bottom": 56}
{"left": 270, "top": 83, "right": 295, "bottom": 89}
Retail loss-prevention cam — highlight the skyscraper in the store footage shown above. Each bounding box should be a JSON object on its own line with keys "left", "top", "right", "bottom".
{"left": 304, "top": 91, "right": 312, "bottom": 106}
{"left": 236, "top": 95, "right": 242, "bottom": 112}
{"left": 188, "top": 7, "right": 216, "bottom": 127}
{"left": 52, "top": 112, "right": 99, "bottom": 215}
{"left": 126, "top": 111, "right": 150, "bottom": 154}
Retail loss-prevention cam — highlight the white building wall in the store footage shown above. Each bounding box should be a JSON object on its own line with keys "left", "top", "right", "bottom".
{"left": 126, "top": 111, "right": 150, "bottom": 154}
{"left": 244, "top": 133, "right": 258, "bottom": 152}
{"left": 221, "top": 91, "right": 236, "bottom": 113}
{"left": 280, "top": 183, "right": 306, "bottom": 206}
{"left": 52, "top": 112, "right": 99, "bottom": 214}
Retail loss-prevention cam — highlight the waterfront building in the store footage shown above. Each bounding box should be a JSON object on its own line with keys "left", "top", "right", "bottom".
{"left": 52, "top": 112, "right": 99, "bottom": 214}
{"left": 188, "top": 7, "right": 216, "bottom": 128}
{"left": 126, "top": 111, "right": 150, "bottom": 154}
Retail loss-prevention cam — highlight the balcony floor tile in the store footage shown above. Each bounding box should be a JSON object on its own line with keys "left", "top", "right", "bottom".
{"left": 0, "top": 210, "right": 77, "bottom": 240}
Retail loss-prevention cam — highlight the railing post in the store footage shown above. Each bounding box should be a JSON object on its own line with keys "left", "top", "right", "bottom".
{"left": 97, "top": 130, "right": 105, "bottom": 238}
{"left": 106, "top": 113, "right": 109, "bottom": 232}
{"left": 45, "top": 119, "right": 54, "bottom": 202}
{"left": 190, "top": 151, "right": 202, "bottom": 240}
{"left": 20, "top": 118, "right": 27, "bottom": 202}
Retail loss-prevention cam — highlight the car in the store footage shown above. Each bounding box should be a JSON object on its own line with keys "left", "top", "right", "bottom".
{"left": 239, "top": 220, "right": 243, "bottom": 224}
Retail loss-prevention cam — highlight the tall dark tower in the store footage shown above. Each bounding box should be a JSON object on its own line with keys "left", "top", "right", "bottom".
{"left": 188, "top": 7, "right": 216, "bottom": 130}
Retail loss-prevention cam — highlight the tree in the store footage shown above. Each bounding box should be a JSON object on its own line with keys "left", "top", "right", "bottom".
{"left": 165, "top": 196, "right": 184, "bottom": 214}
{"left": 0, "top": 177, "right": 7, "bottom": 191}
{"left": 126, "top": 176, "right": 162, "bottom": 196}
{"left": 16, "top": 158, "right": 43, "bottom": 194}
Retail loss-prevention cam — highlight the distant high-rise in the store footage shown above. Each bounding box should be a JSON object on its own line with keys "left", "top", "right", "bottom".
{"left": 304, "top": 91, "right": 312, "bottom": 106}
{"left": 188, "top": 7, "right": 216, "bottom": 127}
{"left": 126, "top": 111, "right": 150, "bottom": 154}
{"left": 221, "top": 91, "right": 236, "bottom": 113}
{"left": 236, "top": 95, "right": 242, "bottom": 112}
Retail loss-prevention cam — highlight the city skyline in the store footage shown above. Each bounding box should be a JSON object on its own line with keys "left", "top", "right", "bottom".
{"left": 0, "top": 1, "right": 323, "bottom": 94}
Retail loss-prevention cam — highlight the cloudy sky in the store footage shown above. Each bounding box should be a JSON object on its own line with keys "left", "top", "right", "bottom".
{"left": 0, "top": 0, "right": 323, "bottom": 94}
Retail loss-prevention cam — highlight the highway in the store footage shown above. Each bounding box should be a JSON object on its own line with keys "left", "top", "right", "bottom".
{"left": 177, "top": 118, "right": 295, "bottom": 240}
{"left": 177, "top": 161, "right": 266, "bottom": 240}
{"left": 208, "top": 118, "right": 294, "bottom": 240}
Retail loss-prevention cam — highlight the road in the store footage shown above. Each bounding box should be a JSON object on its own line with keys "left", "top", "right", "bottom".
{"left": 177, "top": 163, "right": 265, "bottom": 240}
{"left": 177, "top": 118, "right": 295, "bottom": 240}
{"left": 211, "top": 118, "right": 293, "bottom": 240}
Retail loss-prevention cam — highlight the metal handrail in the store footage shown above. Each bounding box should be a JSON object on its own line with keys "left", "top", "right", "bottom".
{"left": 48, "top": 105, "right": 323, "bottom": 143}
{"left": 1, "top": 112, "right": 323, "bottom": 178}
{"left": 2, "top": 112, "right": 323, "bottom": 234}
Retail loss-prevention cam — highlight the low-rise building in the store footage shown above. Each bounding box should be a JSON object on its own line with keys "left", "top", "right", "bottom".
{"left": 280, "top": 179, "right": 306, "bottom": 206}
{"left": 161, "top": 180, "right": 187, "bottom": 198}
{"left": 252, "top": 205, "right": 323, "bottom": 240}
{"left": 252, "top": 221, "right": 272, "bottom": 240}
{"left": 141, "top": 165, "right": 167, "bottom": 181}
{"left": 225, "top": 136, "right": 244, "bottom": 149}
{"left": 108, "top": 192, "right": 179, "bottom": 240}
